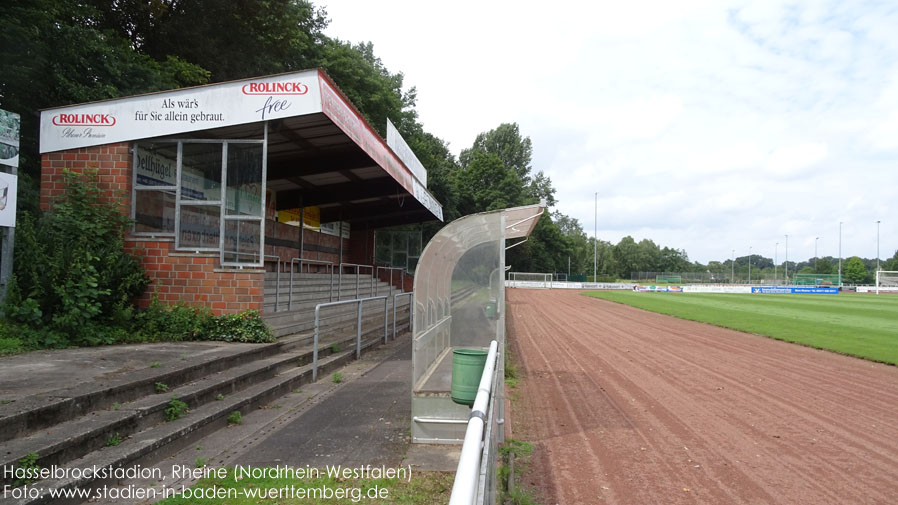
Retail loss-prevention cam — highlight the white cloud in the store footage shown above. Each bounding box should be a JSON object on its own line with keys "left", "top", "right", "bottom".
{"left": 322, "top": 0, "right": 898, "bottom": 263}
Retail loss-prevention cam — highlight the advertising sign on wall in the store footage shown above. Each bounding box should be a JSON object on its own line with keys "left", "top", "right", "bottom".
{"left": 40, "top": 70, "right": 323, "bottom": 153}
{"left": 278, "top": 206, "right": 321, "bottom": 230}
{"left": 320, "top": 221, "right": 350, "bottom": 239}
{"left": 0, "top": 109, "right": 19, "bottom": 228}
{"left": 0, "top": 173, "right": 17, "bottom": 228}
{"left": 0, "top": 109, "right": 20, "bottom": 169}
{"left": 751, "top": 286, "right": 839, "bottom": 294}
{"left": 386, "top": 119, "right": 427, "bottom": 186}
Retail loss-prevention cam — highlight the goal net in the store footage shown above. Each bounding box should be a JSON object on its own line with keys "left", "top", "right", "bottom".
{"left": 656, "top": 275, "right": 682, "bottom": 283}
{"left": 508, "top": 272, "right": 552, "bottom": 289}
{"left": 876, "top": 271, "right": 898, "bottom": 294}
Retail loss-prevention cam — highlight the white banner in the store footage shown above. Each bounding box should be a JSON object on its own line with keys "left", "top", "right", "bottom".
{"left": 682, "top": 285, "right": 753, "bottom": 293}
{"left": 320, "top": 221, "right": 350, "bottom": 239}
{"left": 0, "top": 109, "right": 20, "bottom": 169}
{"left": 386, "top": 119, "right": 427, "bottom": 186}
{"left": 40, "top": 70, "right": 322, "bottom": 153}
{"left": 0, "top": 173, "right": 18, "bottom": 227}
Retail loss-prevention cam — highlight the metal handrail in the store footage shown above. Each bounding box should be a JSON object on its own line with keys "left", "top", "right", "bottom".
{"left": 392, "top": 292, "right": 413, "bottom": 340}
{"left": 290, "top": 258, "right": 335, "bottom": 310}
{"left": 338, "top": 263, "right": 375, "bottom": 299}
{"left": 449, "top": 340, "right": 499, "bottom": 505}
{"left": 312, "top": 295, "right": 388, "bottom": 381}
{"left": 263, "top": 255, "right": 283, "bottom": 312}
{"left": 376, "top": 266, "right": 405, "bottom": 296}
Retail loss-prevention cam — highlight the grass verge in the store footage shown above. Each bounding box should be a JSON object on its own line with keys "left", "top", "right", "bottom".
{"left": 584, "top": 291, "right": 898, "bottom": 365}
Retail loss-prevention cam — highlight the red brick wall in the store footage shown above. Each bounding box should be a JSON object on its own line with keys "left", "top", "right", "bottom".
{"left": 124, "top": 239, "right": 264, "bottom": 314}
{"left": 40, "top": 142, "right": 131, "bottom": 211}
{"left": 41, "top": 143, "right": 265, "bottom": 315}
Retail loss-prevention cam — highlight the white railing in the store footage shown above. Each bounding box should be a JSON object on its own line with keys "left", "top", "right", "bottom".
{"left": 377, "top": 265, "right": 406, "bottom": 296}
{"left": 392, "top": 292, "right": 413, "bottom": 340}
{"left": 263, "top": 255, "right": 284, "bottom": 312}
{"left": 338, "top": 263, "right": 375, "bottom": 299}
{"left": 312, "top": 295, "right": 388, "bottom": 381}
{"left": 290, "top": 258, "right": 335, "bottom": 309}
{"left": 449, "top": 340, "right": 499, "bottom": 505}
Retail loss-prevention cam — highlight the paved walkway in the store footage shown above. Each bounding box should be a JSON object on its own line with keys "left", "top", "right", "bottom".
{"left": 237, "top": 340, "right": 412, "bottom": 468}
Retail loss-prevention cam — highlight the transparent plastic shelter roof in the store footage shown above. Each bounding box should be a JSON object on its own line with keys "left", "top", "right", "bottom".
{"left": 412, "top": 203, "right": 544, "bottom": 390}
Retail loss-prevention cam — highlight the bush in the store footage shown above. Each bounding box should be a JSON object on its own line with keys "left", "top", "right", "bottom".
{"left": 133, "top": 298, "right": 212, "bottom": 342}
{"left": 202, "top": 310, "right": 274, "bottom": 343}
{"left": 4, "top": 169, "right": 148, "bottom": 347}
{"left": 0, "top": 169, "right": 273, "bottom": 350}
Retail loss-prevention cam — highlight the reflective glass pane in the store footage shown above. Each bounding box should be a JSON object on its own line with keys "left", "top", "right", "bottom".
{"left": 226, "top": 143, "right": 263, "bottom": 216}
{"left": 393, "top": 232, "right": 408, "bottom": 251}
{"left": 134, "top": 143, "right": 177, "bottom": 187}
{"left": 392, "top": 251, "right": 407, "bottom": 269}
{"left": 179, "top": 205, "right": 220, "bottom": 249}
{"left": 181, "top": 143, "right": 222, "bottom": 201}
{"left": 222, "top": 219, "right": 261, "bottom": 263}
{"left": 135, "top": 189, "right": 176, "bottom": 233}
{"left": 409, "top": 232, "right": 423, "bottom": 256}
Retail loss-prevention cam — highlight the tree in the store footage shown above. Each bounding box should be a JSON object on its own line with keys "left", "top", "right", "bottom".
{"left": 842, "top": 256, "right": 868, "bottom": 285}
{"left": 454, "top": 152, "right": 524, "bottom": 213}
{"left": 884, "top": 250, "right": 898, "bottom": 271}
{"left": 612, "top": 236, "right": 640, "bottom": 279}
{"left": 459, "top": 123, "right": 533, "bottom": 184}
{"left": 815, "top": 258, "right": 834, "bottom": 274}
{"left": 0, "top": 0, "right": 209, "bottom": 213}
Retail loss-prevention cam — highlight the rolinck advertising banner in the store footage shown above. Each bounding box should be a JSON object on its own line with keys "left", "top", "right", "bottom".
{"left": 40, "top": 70, "right": 323, "bottom": 154}
{"left": 39, "top": 69, "right": 443, "bottom": 222}
{"left": 751, "top": 286, "right": 839, "bottom": 294}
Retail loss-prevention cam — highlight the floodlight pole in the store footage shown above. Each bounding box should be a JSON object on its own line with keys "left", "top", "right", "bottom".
{"left": 593, "top": 192, "right": 597, "bottom": 282}
{"left": 814, "top": 237, "right": 820, "bottom": 273}
{"left": 876, "top": 220, "right": 881, "bottom": 272}
{"left": 785, "top": 234, "right": 789, "bottom": 283}
{"left": 773, "top": 242, "right": 780, "bottom": 284}
{"left": 731, "top": 249, "right": 735, "bottom": 284}
{"left": 838, "top": 222, "right": 842, "bottom": 287}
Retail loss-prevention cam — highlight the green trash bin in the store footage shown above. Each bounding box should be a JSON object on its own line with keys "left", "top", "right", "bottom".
{"left": 451, "top": 348, "right": 489, "bottom": 406}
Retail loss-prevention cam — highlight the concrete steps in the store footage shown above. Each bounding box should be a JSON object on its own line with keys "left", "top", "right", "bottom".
{"left": 0, "top": 329, "right": 400, "bottom": 505}
{"left": 261, "top": 271, "right": 411, "bottom": 339}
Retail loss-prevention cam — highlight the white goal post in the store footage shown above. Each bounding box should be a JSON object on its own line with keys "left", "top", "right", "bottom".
{"left": 875, "top": 270, "right": 898, "bottom": 294}
{"left": 508, "top": 272, "right": 552, "bottom": 289}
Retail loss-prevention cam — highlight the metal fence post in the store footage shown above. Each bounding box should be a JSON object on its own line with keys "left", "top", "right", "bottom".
{"left": 313, "top": 305, "right": 321, "bottom": 381}
{"left": 383, "top": 297, "right": 388, "bottom": 343}
{"left": 289, "top": 262, "right": 294, "bottom": 311}
{"left": 356, "top": 299, "right": 363, "bottom": 359}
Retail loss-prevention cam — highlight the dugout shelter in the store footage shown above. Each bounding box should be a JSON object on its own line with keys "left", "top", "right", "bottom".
{"left": 411, "top": 203, "right": 544, "bottom": 444}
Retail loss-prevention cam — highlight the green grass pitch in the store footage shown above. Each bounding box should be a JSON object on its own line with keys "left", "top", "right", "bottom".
{"left": 583, "top": 291, "right": 898, "bottom": 366}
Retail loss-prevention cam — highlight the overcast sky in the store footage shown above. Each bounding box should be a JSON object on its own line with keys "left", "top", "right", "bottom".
{"left": 322, "top": 0, "right": 897, "bottom": 265}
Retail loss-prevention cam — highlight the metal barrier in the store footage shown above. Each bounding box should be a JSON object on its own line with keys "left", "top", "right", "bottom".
{"left": 338, "top": 263, "right": 375, "bottom": 299}
{"left": 449, "top": 340, "right": 499, "bottom": 505}
{"left": 392, "top": 292, "right": 413, "bottom": 340}
{"left": 289, "top": 258, "right": 335, "bottom": 310}
{"left": 312, "top": 295, "right": 388, "bottom": 381}
{"left": 263, "top": 255, "right": 283, "bottom": 312}
{"left": 376, "top": 266, "right": 405, "bottom": 296}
